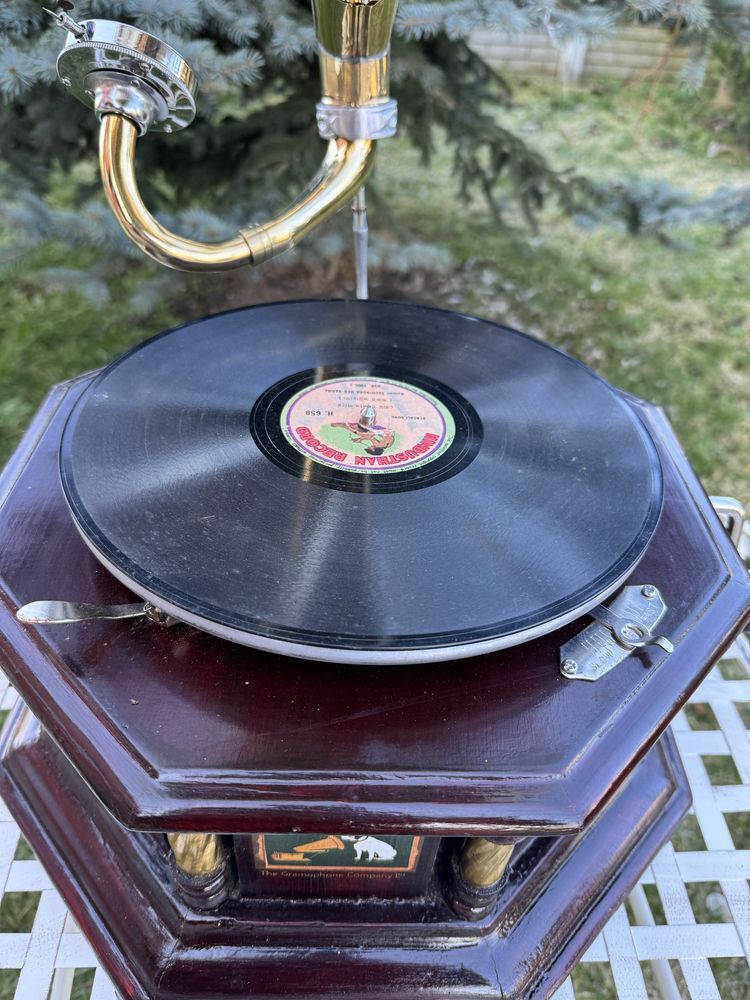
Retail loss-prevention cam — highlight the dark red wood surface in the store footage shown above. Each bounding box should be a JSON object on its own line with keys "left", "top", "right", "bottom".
{"left": 0, "top": 701, "right": 688, "bottom": 1000}
{"left": 0, "top": 376, "right": 747, "bottom": 834}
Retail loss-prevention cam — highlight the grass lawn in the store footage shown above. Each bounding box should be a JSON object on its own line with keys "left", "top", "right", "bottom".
{"left": 3, "top": 80, "right": 749, "bottom": 500}
{"left": 377, "top": 75, "right": 750, "bottom": 502}
{"left": 0, "top": 75, "right": 749, "bottom": 1000}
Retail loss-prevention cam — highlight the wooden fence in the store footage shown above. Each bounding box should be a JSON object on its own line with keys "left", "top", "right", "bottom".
{"left": 469, "top": 25, "right": 691, "bottom": 84}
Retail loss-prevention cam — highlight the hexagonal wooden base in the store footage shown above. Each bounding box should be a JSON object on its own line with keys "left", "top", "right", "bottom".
{"left": 1, "top": 374, "right": 748, "bottom": 845}
{"left": 0, "top": 702, "right": 688, "bottom": 1000}
{"left": 2, "top": 350, "right": 749, "bottom": 1000}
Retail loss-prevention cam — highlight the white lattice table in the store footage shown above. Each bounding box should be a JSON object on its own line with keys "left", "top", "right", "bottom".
{"left": 0, "top": 543, "right": 748, "bottom": 1000}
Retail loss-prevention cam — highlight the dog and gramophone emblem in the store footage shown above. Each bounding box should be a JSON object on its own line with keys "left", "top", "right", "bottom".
{"left": 253, "top": 833, "right": 422, "bottom": 873}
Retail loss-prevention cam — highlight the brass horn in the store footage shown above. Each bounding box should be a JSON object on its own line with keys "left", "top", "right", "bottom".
{"left": 48, "top": 0, "right": 398, "bottom": 272}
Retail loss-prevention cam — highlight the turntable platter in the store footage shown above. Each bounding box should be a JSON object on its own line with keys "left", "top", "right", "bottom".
{"left": 59, "top": 300, "right": 662, "bottom": 663}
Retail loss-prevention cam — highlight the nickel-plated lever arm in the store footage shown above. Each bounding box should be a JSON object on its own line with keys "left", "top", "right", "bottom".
{"left": 16, "top": 600, "right": 177, "bottom": 627}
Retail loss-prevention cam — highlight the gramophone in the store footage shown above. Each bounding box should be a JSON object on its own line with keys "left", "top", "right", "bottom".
{"left": 0, "top": 4, "right": 748, "bottom": 999}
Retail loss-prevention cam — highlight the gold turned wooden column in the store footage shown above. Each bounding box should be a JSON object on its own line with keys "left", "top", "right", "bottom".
{"left": 167, "top": 833, "right": 232, "bottom": 909}
{"left": 168, "top": 833, "right": 225, "bottom": 877}
{"left": 460, "top": 838, "right": 515, "bottom": 888}
{"left": 448, "top": 837, "right": 517, "bottom": 920}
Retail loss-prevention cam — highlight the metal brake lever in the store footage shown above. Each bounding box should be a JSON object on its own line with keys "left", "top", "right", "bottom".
{"left": 16, "top": 600, "right": 177, "bottom": 627}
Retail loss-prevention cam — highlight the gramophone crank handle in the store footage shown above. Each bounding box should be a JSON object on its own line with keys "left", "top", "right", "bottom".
{"left": 16, "top": 601, "right": 177, "bottom": 627}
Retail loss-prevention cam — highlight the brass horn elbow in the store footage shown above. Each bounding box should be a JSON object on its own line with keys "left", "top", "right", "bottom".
{"left": 99, "top": 114, "right": 375, "bottom": 272}
{"left": 52, "top": 2, "right": 397, "bottom": 273}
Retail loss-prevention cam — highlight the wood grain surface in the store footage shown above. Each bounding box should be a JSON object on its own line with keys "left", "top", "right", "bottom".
{"left": 0, "top": 375, "right": 747, "bottom": 834}
{"left": 0, "top": 704, "right": 688, "bottom": 1000}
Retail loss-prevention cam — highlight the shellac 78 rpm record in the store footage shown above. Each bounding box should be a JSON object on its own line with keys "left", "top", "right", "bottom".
{"left": 59, "top": 299, "right": 662, "bottom": 663}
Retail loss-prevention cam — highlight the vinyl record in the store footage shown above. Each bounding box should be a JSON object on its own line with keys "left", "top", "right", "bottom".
{"left": 59, "top": 299, "right": 662, "bottom": 663}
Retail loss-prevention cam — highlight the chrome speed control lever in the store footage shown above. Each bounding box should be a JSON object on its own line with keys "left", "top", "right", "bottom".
{"left": 560, "top": 585, "right": 674, "bottom": 683}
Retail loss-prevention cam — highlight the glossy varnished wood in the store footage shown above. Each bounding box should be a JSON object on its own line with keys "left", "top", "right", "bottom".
{"left": 0, "top": 376, "right": 747, "bottom": 834}
{"left": 0, "top": 702, "right": 688, "bottom": 1000}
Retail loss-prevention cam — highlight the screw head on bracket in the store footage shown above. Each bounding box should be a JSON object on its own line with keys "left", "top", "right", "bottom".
{"left": 54, "top": 19, "right": 197, "bottom": 134}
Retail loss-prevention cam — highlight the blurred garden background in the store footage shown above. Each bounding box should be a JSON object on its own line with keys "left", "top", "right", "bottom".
{"left": 2, "top": 2, "right": 750, "bottom": 997}
{"left": 2, "top": 1, "right": 750, "bottom": 501}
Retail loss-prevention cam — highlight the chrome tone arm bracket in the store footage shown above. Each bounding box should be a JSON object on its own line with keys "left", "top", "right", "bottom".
{"left": 16, "top": 600, "right": 178, "bottom": 627}
{"left": 560, "top": 585, "right": 673, "bottom": 683}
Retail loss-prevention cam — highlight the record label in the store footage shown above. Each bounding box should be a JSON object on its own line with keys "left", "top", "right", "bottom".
{"left": 280, "top": 375, "right": 455, "bottom": 474}
{"left": 250, "top": 363, "right": 483, "bottom": 494}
